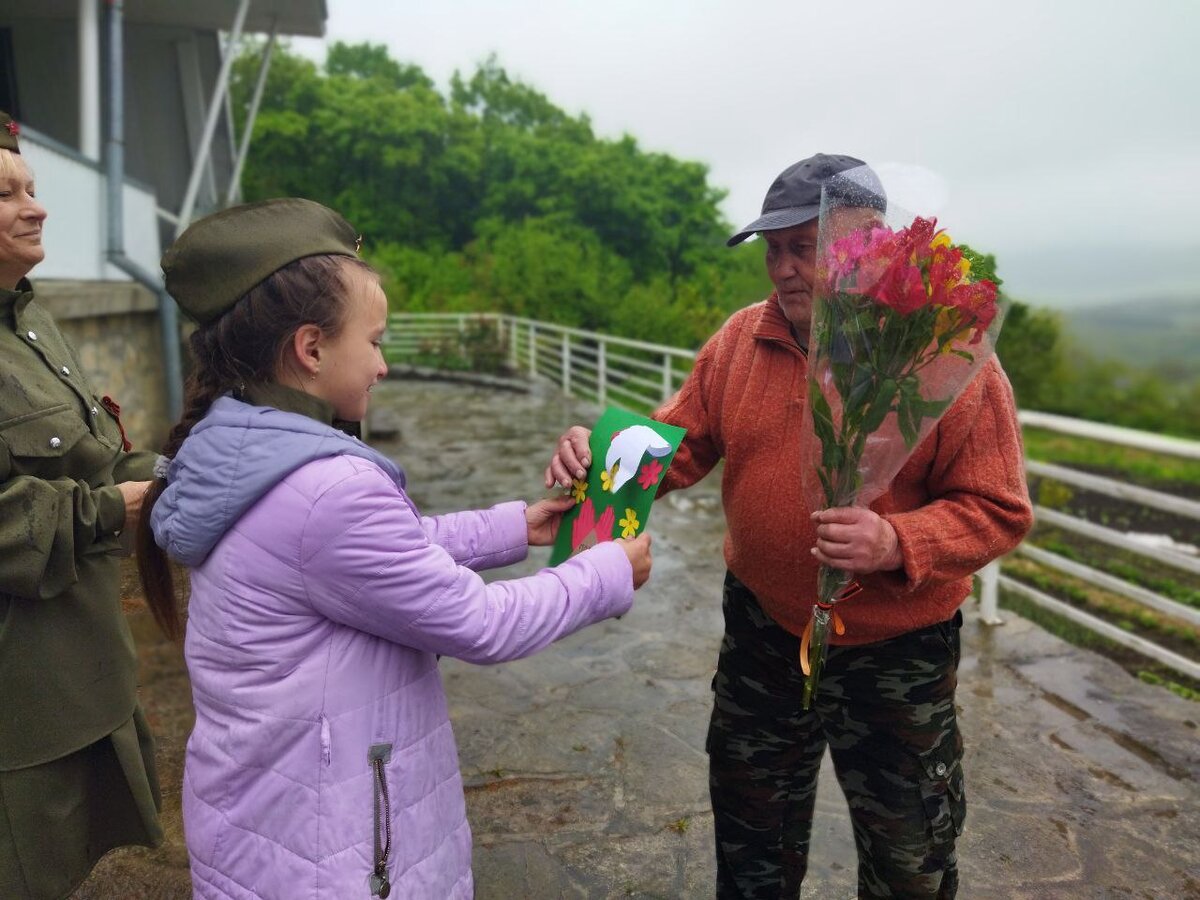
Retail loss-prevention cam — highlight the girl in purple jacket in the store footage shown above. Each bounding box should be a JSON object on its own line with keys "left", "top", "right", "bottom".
{"left": 137, "top": 199, "right": 651, "bottom": 899}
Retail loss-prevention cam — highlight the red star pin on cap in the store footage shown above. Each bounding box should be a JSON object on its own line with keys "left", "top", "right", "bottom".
{"left": 4, "top": 120, "right": 18, "bottom": 136}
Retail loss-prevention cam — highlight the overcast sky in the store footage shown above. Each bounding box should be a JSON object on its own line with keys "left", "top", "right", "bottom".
{"left": 292, "top": 0, "right": 1200, "bottom": 309}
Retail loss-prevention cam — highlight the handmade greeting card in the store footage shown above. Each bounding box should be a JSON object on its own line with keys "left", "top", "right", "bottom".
{"left": 549, "top": 407, "right": 687, "bottom": 566}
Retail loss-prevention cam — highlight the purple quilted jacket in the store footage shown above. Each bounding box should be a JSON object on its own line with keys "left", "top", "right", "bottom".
{"left": 152, "top": 398, "right": 633, "bottom": 899}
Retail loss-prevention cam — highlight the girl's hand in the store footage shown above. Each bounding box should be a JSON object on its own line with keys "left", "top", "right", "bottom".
{"left": 525, "top": 494, "right": 577, "bottom": 546}
{"left": 616, "top": 532, "right": 653, "bottom": 589}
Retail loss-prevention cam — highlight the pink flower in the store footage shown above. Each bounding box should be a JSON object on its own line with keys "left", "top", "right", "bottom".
{"left": 637, "top": 459, "right": 663, "bottom": 490}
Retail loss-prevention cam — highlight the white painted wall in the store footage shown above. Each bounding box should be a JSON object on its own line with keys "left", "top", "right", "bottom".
{"left": 22, "top": 132, "right": 161, "bottom": 282}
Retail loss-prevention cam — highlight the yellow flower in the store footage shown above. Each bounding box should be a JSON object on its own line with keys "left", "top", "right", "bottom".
{"left": 931, "top": 232, "right": 953, "bottom": 250}
{"left": 933, "top": 306, "right": 958, "bottom": 340}
{"left": 931, "top": 309, "right": 960, "bottom": 355}
{"left": 619, "top": 507, "right": 640, "bottom": 538}
{"left": 571, "top": 479, "right": 588, "bottom": 504}
{"left": 600, "top": 462, "right": 619, "bottom": 492}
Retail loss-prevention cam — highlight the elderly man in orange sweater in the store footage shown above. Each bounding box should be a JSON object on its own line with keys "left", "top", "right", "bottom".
{"left": 546, "top": 153, "right": 1034, "bottom": 899}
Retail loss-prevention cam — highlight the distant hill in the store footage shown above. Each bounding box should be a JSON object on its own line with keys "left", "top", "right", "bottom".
{"left": 1055, "top": 296, "right": 1200, "bottom": 376}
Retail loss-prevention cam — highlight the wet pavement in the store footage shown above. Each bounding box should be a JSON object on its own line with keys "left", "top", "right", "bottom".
{"left": 79, "top": 375, "right": 1200, "bottom": 899}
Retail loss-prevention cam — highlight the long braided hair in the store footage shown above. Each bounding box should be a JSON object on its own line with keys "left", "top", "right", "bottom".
{"left": 137, "top": 254, "right": 377, "bottom": 639}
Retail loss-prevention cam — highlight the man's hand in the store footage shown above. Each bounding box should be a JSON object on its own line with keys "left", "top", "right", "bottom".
{"left": 810, "top": 507, "right": 903, "bottom": 574}
{"left": 544, "top": 426, "right": 592, "bottom": 489}
{"left": 525, "top": 494, "right": 576, "bottom": 547}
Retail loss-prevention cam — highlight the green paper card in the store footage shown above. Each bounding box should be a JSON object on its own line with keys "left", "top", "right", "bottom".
{"left": 549, "top": 407, "right": 687, "bottom": 566}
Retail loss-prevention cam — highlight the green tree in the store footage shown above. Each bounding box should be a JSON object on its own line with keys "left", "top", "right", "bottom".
{"left": 994, "top": 300, "right": 1069, "bottom": 411}
{"left": 325, "top": 43, "right": 434, "bottom": 90}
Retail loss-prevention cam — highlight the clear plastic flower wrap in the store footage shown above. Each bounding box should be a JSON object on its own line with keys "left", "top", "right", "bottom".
{"left": 797, "top": 166, "right": 1006, "bottom": 708}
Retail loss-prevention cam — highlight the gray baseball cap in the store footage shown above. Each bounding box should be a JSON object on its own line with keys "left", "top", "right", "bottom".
{"left": 726, "top": 153, "right": 886, "bottom": 246}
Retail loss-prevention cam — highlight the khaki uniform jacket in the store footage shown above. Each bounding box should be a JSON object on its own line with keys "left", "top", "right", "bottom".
{"left": 0, "top": 279, "right": 155, "bottom": 770}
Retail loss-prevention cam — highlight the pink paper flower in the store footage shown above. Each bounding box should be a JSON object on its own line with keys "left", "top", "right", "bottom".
{"left": 570, "top": 498, "right": 615, "bottom": 552}
{"left": 637, "top": 459, "right": 663, "bottom": 490}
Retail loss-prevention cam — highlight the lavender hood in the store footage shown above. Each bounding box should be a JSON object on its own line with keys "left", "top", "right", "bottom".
{"left": 151, "top": 395, "right": 405, "bottom": 566}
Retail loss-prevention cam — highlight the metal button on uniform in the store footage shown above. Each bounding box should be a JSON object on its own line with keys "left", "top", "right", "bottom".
{"left": 934, "top": 762, "right": 948, "bottom": 777}
{"left": 26, "top": 330, "right": 37, "bottom": 341}
{"left": 60, "top": 366, "right": 71, "bottom": 376}
{"left": 91, "top": 406, "right": 99, "bottom": 415}
{"left": 49, "top": 437, "right": 62, "bottom": 449}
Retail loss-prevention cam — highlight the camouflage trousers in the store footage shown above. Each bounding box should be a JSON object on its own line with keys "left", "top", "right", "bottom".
{"left": 707, "top": 573, "right": 965, "bottom": 900}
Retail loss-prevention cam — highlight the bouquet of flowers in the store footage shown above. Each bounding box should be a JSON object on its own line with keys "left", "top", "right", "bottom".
{"left": 798, "top": 167, "right": 1004, "bottom": 708}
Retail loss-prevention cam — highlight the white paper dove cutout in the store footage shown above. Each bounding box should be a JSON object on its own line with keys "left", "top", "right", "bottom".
{"left": 604, "top": 425, "right": 672, "bottom": 493}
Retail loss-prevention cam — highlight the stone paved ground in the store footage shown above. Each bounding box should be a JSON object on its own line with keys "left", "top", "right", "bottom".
{"left": 78, "top": 377, "right": 1200, "bottom": 899}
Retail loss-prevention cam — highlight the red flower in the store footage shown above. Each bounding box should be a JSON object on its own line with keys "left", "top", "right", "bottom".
{"left": 926, "top": 245, "right": 965, "bottom": 307}
{"left": 869, "top": 257, "right": 927, "bottom": 315}
{"left": 637, "top": 459, "right": 663, "bottom": 490}
{"left": 948, "top": 280, "right": 999, "bottom": 342}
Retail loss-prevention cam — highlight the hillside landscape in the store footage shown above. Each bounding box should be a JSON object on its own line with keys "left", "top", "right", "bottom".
{"left": 1060, "top": 296, "right": 1200, "bottom": 378}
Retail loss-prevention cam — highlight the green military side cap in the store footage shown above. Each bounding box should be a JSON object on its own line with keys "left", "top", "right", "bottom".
{"left": 0, "top": 110, "right": 21, "bottom": 153}
{"left": 162, "top": 198, "right": 360, "bottom": 325}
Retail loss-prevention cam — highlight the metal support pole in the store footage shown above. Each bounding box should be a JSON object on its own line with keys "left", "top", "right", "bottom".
{"left": 104, "top": 0, "right": 183, "bottom": 418}
{"left": 176, "top": 0, "right": 250, "bottom": 234}
{"left": 508, "top": 317, "right": 517, "bottom": 370}
{"left": 978, "top": 560, "right": 1003, "bottom": 625}
{"left": 225, "top": 22, "right": 276, "bottom": 207}
{"left": 661, "top": 355, "right": 672, "bottom": 402}
{"left": 79, "top": 0, "right": 101, "bottom": 159}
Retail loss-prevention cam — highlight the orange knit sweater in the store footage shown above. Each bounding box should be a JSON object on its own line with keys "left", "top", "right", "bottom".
{"left": 654, "top": 293, "right": 1033, "bottom": 645}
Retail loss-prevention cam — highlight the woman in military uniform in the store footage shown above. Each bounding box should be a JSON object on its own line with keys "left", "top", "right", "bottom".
{"left": 0, "top": 112, "right": 163, "bottom": 898}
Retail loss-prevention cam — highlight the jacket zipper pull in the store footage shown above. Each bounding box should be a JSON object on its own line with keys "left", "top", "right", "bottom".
{"left": 369, "top": 744, "right": 393, "bottom": 897}
{"left": 369, "top": 868, "right": 390, "bottom": 898}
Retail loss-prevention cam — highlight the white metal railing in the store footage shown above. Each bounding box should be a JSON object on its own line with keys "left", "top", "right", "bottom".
{"left": 386, "top": 312, "right": 1200, "bottom": 680}
{"left": 976, "top": 426, "right": 1200, "bottom": 680}
{"left": 385, "top": 313, "right": 696, "bottom": 411}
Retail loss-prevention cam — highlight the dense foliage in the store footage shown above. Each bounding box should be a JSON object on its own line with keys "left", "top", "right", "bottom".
{"left": 231, "top": 43, "right": 767, "bottom": 350}
{"left": 232, "top": 42, "right": 1198, "bottom": 437}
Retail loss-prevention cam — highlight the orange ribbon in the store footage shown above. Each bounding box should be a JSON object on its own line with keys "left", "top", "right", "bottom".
{"left": 799, "top": 607, "right": 845, "bottom": 675}
{"left": 798, "top": 580, "right": 863, "bottom": 676}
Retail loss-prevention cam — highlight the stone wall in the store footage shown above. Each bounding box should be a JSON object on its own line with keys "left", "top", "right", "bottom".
{"left": 32, "top": 279, "right": 173, "bottom": 451}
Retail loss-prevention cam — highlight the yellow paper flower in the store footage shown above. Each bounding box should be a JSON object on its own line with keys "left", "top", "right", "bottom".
{"left": 600, "top": 462, "right": 619, "bottom": 492}
{"left": 571, "top": 479, "right": 588, "bottom": 504}
{"left": 619, "top": 507, "right": 640, "bottom": 538}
